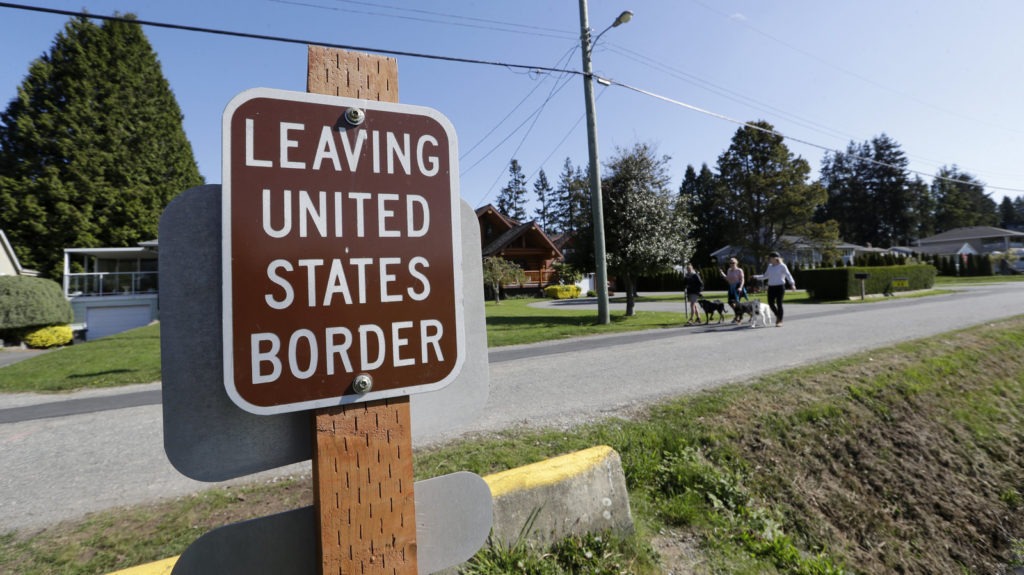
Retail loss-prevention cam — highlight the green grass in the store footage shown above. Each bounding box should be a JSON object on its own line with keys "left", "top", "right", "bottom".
{"left": 934, "top": 273, "right": 1024, "bottom": 286}
{"left": 485, "top": 297, "right": 685, "bottom": 347}
{"left": 0, "top": 323, "right": 161, "bottom": 393}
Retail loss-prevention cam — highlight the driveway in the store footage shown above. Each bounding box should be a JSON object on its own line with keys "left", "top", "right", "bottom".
{"left": 0, "top": 348, "right": 48, "bottom": 368}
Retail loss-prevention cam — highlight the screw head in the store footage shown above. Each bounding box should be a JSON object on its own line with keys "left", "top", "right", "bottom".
{"left": 344, "top": 107, "right": 365, "bottom": 126}
{"left": 352, "top": 374, "right": 373, "bottom": 394}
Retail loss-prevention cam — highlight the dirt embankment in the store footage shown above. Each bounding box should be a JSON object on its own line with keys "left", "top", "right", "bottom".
{"left": 699, "top": 321, "right": 1024, "bottom": 573}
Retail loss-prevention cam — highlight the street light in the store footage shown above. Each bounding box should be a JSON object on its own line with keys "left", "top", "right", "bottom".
{"left": 579, "top": 2, "right": 632, "bottom": 325}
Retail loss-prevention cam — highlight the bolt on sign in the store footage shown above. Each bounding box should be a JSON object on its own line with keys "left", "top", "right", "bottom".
{"left": 222, "top": 88, "right": 464, "bottom": 415}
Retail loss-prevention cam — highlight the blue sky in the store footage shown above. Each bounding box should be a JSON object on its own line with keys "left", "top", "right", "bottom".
{"left": 3, "top": 1, "right": 1023, "bottom": 213}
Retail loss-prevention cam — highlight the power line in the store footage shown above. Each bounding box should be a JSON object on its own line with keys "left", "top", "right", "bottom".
{"left": 609, "top": 78, "right": 1024, "bottom": 194}
{"left": 460, "top": 45, "right": 579, "bottom": 168}
{"left": 0, "top": 1, "right": 580, "bottom": 77}
{"left": 3, "top": 1, "right": 1020, "bottom": 195}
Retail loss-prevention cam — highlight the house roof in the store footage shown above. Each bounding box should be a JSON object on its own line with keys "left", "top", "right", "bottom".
{"left": 64, "top": 246, "right": 158, "bottom": 260}
{"left": 909, "top": 241, "right": 977, "bottom": 256}
{"left": 482, "top": 221, "right": 562, "bottom": 258}
{"left": 475, "top": 204, "right": 518, "bottom": 228}
{"left": 0, "top": 229, "right": 38, "bottom": 276}
{"left": 916, "top": 226, "right": 1024, "bottom": 245}
{"left": 712, "top": 237, "right": 877, "bottom": 259}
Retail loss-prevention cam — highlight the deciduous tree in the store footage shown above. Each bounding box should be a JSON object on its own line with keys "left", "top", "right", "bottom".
{"left": 574, "top": 143, "right": 693, "bottom": 315}
{"left": 481, "top": 256, "right": 526, "bottom": 304}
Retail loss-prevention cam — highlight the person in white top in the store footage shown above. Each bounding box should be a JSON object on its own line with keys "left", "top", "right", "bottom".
{"left": 763, "top": 252, "right": 796, "bottom": 327}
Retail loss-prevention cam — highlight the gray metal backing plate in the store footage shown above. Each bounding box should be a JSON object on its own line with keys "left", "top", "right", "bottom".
{"left": 160, "top": 185, "right": 489, "bottom": 482}
{"left": 171, "top": 471, "right": 492, "bottom": 575}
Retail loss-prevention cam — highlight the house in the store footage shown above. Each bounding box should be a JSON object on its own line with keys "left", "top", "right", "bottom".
{"left": 476, "top": 204, "right": 562, "bottom": 288}
{"left": 62, "top": 241, "right": 160, "bottom": 340}
{"left": 0, "top": 229, "right": 39, "bottom": 277}
{"left": 710, "top": 236, "right": 887, "bottom": 268}
{"left": 912, "top": 226, "right": 1024, "bottom": 256}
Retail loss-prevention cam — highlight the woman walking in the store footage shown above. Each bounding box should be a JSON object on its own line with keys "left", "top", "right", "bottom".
{"left": 763, "top": 252, "right": 796, "bottom": 327}
{"left": 683, "top": 263, "right": 704, "bottom": 325}
{"left": 719, "top": 258, "right": 747, "bottom": 305}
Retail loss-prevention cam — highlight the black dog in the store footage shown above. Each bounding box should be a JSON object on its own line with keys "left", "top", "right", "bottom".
{"left": 729, "top": 300, "right": 756, "bottom": 324}
{"left": 697, "top": 298, "right": 727, "bottom": 324}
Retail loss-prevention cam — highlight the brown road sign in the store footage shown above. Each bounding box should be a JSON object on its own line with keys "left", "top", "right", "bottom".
{"left": 222, "top": 88, "right": 464, "bottom": 415}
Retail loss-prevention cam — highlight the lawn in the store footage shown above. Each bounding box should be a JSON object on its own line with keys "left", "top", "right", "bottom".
{"left": 0, "top": 323, "right": 161, "bottom": 392}
{"left": 485, "top": 296, "right": 685, "bottom": 347}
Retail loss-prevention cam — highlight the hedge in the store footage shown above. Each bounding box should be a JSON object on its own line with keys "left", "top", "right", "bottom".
{"left": 799, "top": 264, "right": 936, "bottom": 300}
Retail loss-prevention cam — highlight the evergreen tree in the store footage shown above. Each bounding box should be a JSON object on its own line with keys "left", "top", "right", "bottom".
{"left": 931, "top": 166, "right": 997, "bottom": 232}
{"left": 1015, "top": 196, "right": 1024, "bottom": 228}
{"left": 867, "top": 135, "right": 915, "bottom": 246}
{"left": 999, "top": 196, "right": 1019, "bottom": 229}
{"left": 0, "top": 15, "right": 203, "bottom": 280}
{"left": 573, "top": 143, "right": 692, "bottom": 315}
{"left": 552, "top": 157, "right": 589, "bottom": 236}
{"left": 819, "top": 134, "right": 917, "bottom": 246}
{"left": 716, "top": 120, "right": 830, "bottom": 262}
{"left": 678, "top": 163, "right": 725, "bottom": 263}
{"left": 495, "top": 159, "right": 528, "bottom": 221}
{"left": 532, "top": 169, "right": 555, "bottom": 231}
{"left": 907, "top": 175, "right": 935, "bottom": 241}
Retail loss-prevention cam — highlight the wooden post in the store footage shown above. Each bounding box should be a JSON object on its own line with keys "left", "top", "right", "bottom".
{"left": 307, "top": 47, "right": 416, "bottom": 575}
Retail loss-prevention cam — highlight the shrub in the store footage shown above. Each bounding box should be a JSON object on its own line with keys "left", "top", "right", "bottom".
{"left": 544, "top": 284, "right": 581, "bottom": 299}
{"left": 0, "top": 276, "right": 73, "bottom": 330}
{"left": 22, "top": 325, "right": 73, "bottom": 349}
{"left": 800, "top": 264, "right": 936, "bottom": 300}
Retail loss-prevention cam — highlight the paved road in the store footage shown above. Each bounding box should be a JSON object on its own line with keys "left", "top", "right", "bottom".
{"left": 1, "top": 283, "right": 1021, "bottom": 532}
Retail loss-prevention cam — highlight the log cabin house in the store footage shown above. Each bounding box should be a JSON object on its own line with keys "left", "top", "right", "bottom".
{"left": 476, "top": 204, "right": 562, "bottom": 289}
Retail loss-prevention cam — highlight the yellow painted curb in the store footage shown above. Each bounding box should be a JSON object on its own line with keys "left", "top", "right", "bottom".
{"left": 483, "top": 444, "right": 615, "bottom": 497}
{"left": 106, "top": 556, "right": 177, "bottom": 575}
{"left": 110, "top": 445, "right": 617, "bottom": 574}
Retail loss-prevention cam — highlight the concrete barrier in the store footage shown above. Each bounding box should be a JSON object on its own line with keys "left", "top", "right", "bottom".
{"left": 108, "top": 445, "right": 633, "bottom": 574}
{"left": 485, "top": 445, "right": 633, "bottom": 548}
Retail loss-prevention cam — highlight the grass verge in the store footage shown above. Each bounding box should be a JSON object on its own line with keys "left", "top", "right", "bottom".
{"left": 3, "top": 317, "right": 1022, "bottom": 574}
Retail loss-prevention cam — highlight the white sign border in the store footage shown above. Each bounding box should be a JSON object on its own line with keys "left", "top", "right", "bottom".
{"left": 221, "top": 87, "right": 465, "bottom": 415}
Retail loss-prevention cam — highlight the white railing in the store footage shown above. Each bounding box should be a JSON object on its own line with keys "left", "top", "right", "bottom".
{"left": 65, "top": 272, "right": 159, "bottom": 297}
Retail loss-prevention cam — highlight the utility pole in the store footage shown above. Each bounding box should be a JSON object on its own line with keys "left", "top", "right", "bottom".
{"left": 579, "top": 1, "right": 632, "bottom": 325}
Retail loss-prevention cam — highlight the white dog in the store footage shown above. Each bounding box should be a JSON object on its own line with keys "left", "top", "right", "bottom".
{"left": 750, "top": 300, "right": 775, "bottom": 328}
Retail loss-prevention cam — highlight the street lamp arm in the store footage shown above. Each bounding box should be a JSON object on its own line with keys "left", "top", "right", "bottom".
{"left": 592, "top": 10, "right": 633, "bottom": 46}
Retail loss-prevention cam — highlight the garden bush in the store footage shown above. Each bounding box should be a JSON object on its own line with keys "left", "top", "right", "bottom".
{"left": 0, "top": 276, "right": 73, "bottom": 330}
{"left": 22, "top": 325, "right": 73, "bottom": 349}
{"left": 543, "top": 284, "right": 581, "bottom": 299}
